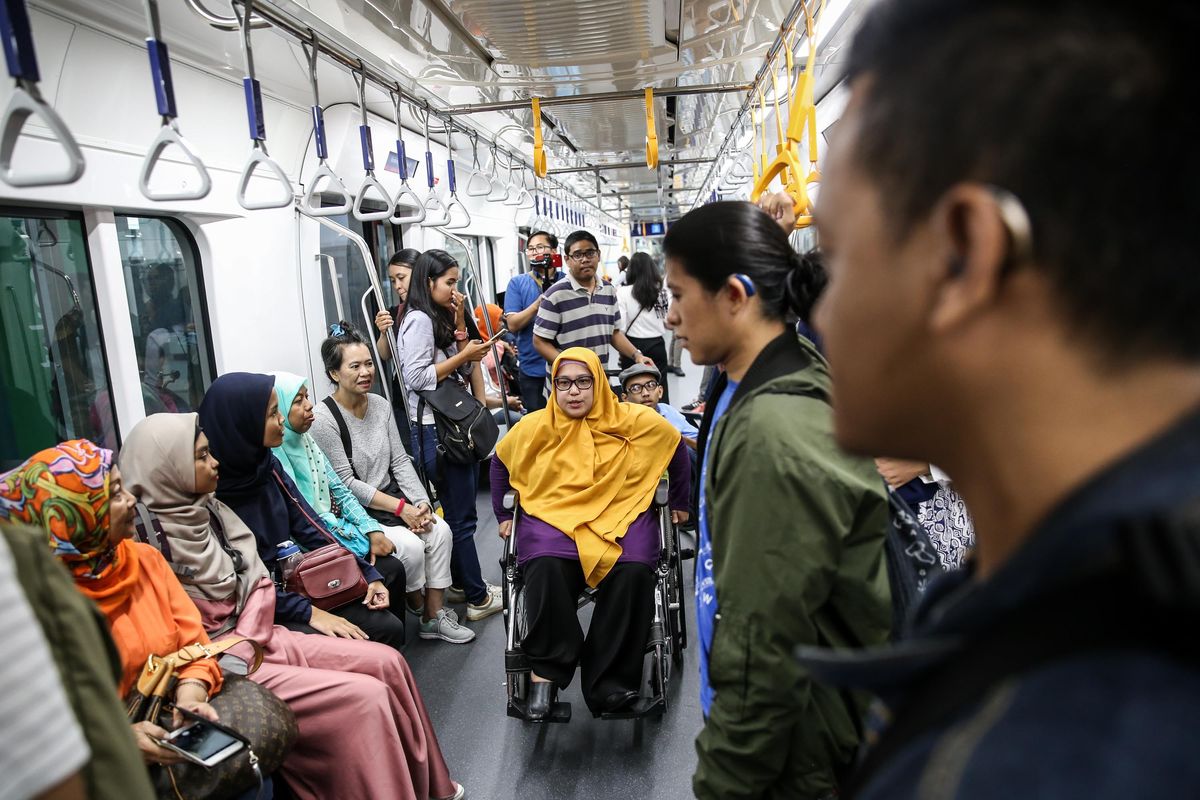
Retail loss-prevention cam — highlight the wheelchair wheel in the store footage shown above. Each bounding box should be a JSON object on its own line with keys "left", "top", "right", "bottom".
{"left": 503, "top": 564, "right": 531, "bottom": 709}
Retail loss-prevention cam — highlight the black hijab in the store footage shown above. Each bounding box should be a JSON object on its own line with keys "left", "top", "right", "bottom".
{"left": 198, "top": 372, "right": 291, "bottom": 548}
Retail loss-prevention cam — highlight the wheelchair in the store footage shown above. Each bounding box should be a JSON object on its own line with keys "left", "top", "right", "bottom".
{"left": 501, "top": 479, "right": 689, "bottom": 722}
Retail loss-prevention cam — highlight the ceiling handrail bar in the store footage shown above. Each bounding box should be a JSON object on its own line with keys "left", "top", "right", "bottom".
{"left": 350, "top": 64, "right": 394, "bottom": 222}
{"left": 298, "top": 31, "right": 352, "bottom": 216}
{"left": 0, "top": 0, "right": 85, "bottom": 187}
{"left": 138, "top": 0, "right": 211, "bottom": 201}
{"left": 231, "top": 0, "right": 294, "bottom": 210}
{"left": 388, "top": 88, "right": 425, "bottom": 225}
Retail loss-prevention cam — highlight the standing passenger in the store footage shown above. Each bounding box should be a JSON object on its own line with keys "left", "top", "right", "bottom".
{"left": 533, "top": 230, "right": 656, "bottom": 370}
{"left": 373, "top": 248, "right": 421, "bottom": 364}
{"left": 616, "top": 252, "right": 673, "bottom": 403}
{"left": 503, "top": 231, "right": 562, "bottom": 412}
{"left": 811, "top": 1, "right": 1200, "bottom": 797}
{"left": 666, "top": 201, "right": 892, "bottom": 799}
{"left": 397, "top": 250, "right": 503, "bottom": 621}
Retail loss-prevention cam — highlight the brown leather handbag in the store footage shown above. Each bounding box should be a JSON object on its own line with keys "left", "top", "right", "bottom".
{"left": 283, "top": 543, "right": 367, "bottom": 610}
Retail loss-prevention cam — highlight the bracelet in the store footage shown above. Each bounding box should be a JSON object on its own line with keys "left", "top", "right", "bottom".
{"left": 395, "top": 498, "right": 407, "bottom": 517}
{"left": 454, "top": 329, "right": 468, "bottom": 342}
{"left": 176, "top": 679, "right": 209, "bottom": 700}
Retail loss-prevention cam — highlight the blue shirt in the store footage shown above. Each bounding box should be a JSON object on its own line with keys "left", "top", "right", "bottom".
{"left": 697, "top": 379, "right": 739, "bottom": 717}
{"left": 504, "top": 272, "right": 557, "bottom": 378}
{"left": 657, "top": 403, "right": 699, "bottom": 439}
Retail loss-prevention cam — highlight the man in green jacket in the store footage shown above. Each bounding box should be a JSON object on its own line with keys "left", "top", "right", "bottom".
{"left": 662, "top": 200, "right": 891, "bottom": 799}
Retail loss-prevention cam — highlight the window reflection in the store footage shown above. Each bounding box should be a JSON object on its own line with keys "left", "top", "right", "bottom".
{"left": 115, "top": 216, "right": 214, "bottom": 416}
{"left": 0, "top": 211, "right": 115, "bottom": 468}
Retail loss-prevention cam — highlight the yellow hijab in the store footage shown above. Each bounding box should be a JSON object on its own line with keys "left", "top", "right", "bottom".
{"left": 495, "top": 347, "right": 680, "bottom": 586}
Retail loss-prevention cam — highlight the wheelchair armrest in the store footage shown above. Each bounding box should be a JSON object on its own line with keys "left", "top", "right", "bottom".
{"left": 503, "top": 490, "right": 518, "bottom": 511}
{"left": 655, "top": 478, "right": 669, "bottom": 507}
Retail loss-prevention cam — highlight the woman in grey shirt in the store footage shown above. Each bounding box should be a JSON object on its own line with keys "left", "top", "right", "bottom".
{"left": 311, "top": 322, "right": 474, "bottom": 644}
{"left": 397, "top": 250, "right": 502, "bottom": 622}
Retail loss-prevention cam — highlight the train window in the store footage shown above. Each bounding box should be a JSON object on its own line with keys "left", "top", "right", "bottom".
{"left": 115, "top": 215, "right": 215, "bottom": 417}
{"left": 0, "top": 209, "right": 118, "bottom": 469}
{"left": 317, "top": 212, "right": 392, "bottom": 333}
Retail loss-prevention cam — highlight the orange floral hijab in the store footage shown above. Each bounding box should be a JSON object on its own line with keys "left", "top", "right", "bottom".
{"left": 0, "top": 440, "right": 142, "bottom": 614}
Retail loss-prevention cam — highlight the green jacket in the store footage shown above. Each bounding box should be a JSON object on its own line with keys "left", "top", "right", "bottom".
{"left": 1, "top": 524, "right": 156, "bottom": 800}
{"left": 693, "top": 332, "right": 892, "bottom": 800}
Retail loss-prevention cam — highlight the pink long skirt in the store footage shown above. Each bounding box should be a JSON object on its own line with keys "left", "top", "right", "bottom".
{"left": 197, "top": 580, "right": 456, "bottom": 800}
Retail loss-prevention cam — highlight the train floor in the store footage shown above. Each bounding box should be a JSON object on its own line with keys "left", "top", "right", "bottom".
{"left": 404, "top": 357, "right": 705, "bottom": 800}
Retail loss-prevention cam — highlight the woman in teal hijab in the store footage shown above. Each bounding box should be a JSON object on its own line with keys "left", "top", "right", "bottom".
{"left": 271, "top": 373, "right": 473, "bottom": 645}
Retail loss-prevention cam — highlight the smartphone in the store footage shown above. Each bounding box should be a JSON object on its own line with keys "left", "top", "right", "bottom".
{"left": 481, "top": 327, "right": 508, "bottom": 347}
{"left": 156, "top": 720, "right": 245, "bottom": 768}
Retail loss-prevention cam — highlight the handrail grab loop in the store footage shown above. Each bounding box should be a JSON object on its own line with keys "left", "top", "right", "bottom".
{"left": 232, "top": 0, "right": 293, "bottom": 210}
{"left": 417, "top": 108, "right": 450, "bottom": 227}
{"left": 351, "top": 65, "right": 392, "bottom": 222}
{"left": 0, "top": 0, "right": 85, "bottom": 187}
{"left": 388, "top": 90, "right": 425, "bottom": 225}
{"left": 440, "top": 120, "right": 471, "bottom": 230}
{"left": 299, "top": 31, "right": 351, "bottom": 216}
{"left": 465, "top": 131, "right": 491, "bottom": 196}
{"left": 138, "top": 0, "right": 211, "bottom": 201}
{"left": 485, "top": 140, "right": 509, "bottom": 202}
{"left": 644, "top": 88, "right": 659, "bottom": 170}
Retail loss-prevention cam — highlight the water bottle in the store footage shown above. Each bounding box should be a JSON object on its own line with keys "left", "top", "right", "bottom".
{"left": 275, "top": 540, "right": 304, "bottom": 583}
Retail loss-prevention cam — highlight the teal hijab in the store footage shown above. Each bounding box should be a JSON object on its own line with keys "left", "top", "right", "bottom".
{"left": 270, "top": 372, "right": 331, "bottom": 515}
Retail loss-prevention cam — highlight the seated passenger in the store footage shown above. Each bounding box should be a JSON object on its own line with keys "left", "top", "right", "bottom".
{"left": 120, "top": 413, "right": 463, "bottom": 800}
{"left": 0, "top": 441, "right": 225, "bottom": 769}
{"left": 272, "top": 372, "right": 472, "bottom": 644}
{"left": 491, "top": 347, "right": 691, "bottom": 719}
{"left": 198, "top": 373, "right": 409, "bottom": 651}
{"left": 619, "top": 363, "right": 698, "bottom": 450}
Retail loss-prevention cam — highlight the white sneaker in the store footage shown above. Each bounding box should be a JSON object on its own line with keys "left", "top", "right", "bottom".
{"left": 419, "top": 609, "right": 476, "bottom": 644}
{"left": 466, "top": 590, "right": 503, "bottom": 622}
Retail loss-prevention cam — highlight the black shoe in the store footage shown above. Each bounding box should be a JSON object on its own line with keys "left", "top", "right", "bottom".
{"left": 670, "top": 366, "right": 686, "bottom": 377}
{"left": 602, "top": 689, "right": 640, "bottom": 714}
{"left": 527, "top": 681, "right": 554, "bottom": 721}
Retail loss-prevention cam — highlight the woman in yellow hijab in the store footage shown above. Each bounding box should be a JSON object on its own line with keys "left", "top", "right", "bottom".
{"left": 492, "top": 347, "right": 691, "bottom": 718}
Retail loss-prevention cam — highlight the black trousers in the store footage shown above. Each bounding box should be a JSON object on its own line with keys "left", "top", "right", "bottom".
{"left": 618, "top": 335, "right": 671, "bottom": 404}
{"left": 518, "top": 372, "right": 548, "bottom": 412}
{"left": 522, "top": 557, "right": 654, "bottom": 712}
{"left": 285, "top": 554, "right": 408, "bottom": 651}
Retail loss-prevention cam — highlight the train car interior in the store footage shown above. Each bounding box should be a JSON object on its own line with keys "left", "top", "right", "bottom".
{"left": 0, "top": 0, "right": 872, "bottom": 798}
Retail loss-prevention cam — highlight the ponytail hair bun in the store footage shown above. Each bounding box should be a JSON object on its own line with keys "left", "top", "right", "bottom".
{"left": 784, "top": 250, "right": 829, "bottom": 324}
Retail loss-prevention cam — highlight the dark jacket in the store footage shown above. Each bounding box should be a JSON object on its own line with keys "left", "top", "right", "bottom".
{"left": 693, "top": 332, "right": 892, "bottom": 800}
{"left": 810, "top": 407, "right": 1200, "bottom": 799}
{"left": 2, "top": 524, "right": 156, "bottom": 800}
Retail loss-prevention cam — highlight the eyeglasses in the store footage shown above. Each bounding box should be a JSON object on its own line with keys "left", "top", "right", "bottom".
{"left": 625, "top": 380, "right": 659, "bottom": 395}
{"left": 567, "top": 249, "right": 600, "bottom": 262}
{"left": 526, "top": 244, "right": 554, "bottom": 254}
{"left": 553, "top": 376, "right": 594, "bottom": 392}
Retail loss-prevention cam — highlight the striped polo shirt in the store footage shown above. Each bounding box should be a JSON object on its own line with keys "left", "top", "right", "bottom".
{"left": 533, "top": 272, "right": 622, "bottom": 363}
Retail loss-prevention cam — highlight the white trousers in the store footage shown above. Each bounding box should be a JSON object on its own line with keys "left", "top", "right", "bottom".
{"left": 380, "top": 517, "right": 453, "bottom": 593}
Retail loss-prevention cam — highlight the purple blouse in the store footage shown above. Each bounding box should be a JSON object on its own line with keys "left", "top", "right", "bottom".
{"left": 490, "top": 440, "right": 692, "bottom": 567}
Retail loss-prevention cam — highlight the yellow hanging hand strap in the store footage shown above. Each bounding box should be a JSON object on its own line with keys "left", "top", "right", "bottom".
{"left": 645, "top": 88, "right": 659, "bottom": 169}
{"left": 532, "top": 97, "right": 547, "bottom": 178}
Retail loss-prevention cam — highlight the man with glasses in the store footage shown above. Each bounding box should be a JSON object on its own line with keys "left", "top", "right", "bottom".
{"left": 619, "top": 363, "right": 697, "bottom": 451}
{"left": 504, "top": 231, "right": 563, "bottom": 412}
{"left": 533, "top": 230, "right": 655, "bottom": 371}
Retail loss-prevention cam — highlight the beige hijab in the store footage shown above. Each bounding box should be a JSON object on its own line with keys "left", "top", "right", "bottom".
{"left": 120, "top": 412, "right": 269, "bottom": 613}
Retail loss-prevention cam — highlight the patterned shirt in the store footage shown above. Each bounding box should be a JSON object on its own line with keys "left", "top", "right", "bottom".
{"left": 533, "top": 272, "right": 622, "bottom": 364}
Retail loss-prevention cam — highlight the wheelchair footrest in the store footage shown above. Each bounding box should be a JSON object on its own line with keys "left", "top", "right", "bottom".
{"left": 597, "top": 696, "right": 666, "bottom": 721}
{"left": 507, "top": 696, "right": 572, "bottom": 723}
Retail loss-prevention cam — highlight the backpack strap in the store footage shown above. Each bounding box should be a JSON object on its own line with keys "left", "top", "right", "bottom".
{"left": 322, "top": 395, "right": 359, "bottom": 480}
{"left": 133, "top": 502, "right": 180, "bottom": 570}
